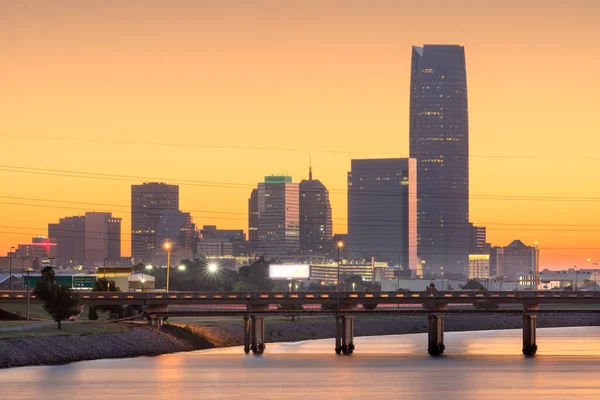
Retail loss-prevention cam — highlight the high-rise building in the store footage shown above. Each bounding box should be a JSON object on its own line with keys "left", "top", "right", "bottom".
{"left": 248, "top": 188, "right": 259, "bottom": 252}
{"left": 199, "top": 225, "right": 246, "bottom": 256}
{"left": 410, "top": 44, "right": 470, "bottom": 277}
{"left": 257, "top": 175, "right": 300, "bottom": 257}
{"left": 468, "top": 254, "right": 490, "bottom": 279}
{"left": 48, "top": 216, "right": 86, "bottom": 267}
{"left": 346, "top": 158, "right": 417, "bottom": 270}
{"left": 299, "top": 166, "right": 333, "bottom": 255}
{"left": 84, "top": 212, "right": 121, "bottom": 267}
{"left": 469, "top": 225, "right": 487, "bottom": 253}
{"left": 131, "top": 182, "right": 179, "bottom": 261}
{"left": 16, "top": 237, "right": 57, "bottom": 260}
{"left": 501, "top": 240, "right": 537, "bottom": 279}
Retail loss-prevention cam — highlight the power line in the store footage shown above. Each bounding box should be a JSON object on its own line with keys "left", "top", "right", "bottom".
{"left": 2, "top": 133, "right": 600, "bottom": 161}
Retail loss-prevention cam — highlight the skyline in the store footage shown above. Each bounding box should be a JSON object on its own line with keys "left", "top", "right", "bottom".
{"left": 1, "top": 1, "right": 600, "bottom": 268}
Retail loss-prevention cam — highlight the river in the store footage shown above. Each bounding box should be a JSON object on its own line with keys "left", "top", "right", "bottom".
{"left": 2, "top": 327, "right": 600, "bottom": 399}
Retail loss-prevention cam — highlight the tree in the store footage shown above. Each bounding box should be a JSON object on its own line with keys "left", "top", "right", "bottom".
{"left": 33, "top": 266, "right": 79, "bottom": 329}
{"left": 94, "top": 278, "right": 120, "bottom": 292}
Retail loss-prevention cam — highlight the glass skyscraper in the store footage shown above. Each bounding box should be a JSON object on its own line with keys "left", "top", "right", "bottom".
{"left": 346, "top": 158, "right": 417, "bottom": 270}
{"left": 299, "top": 167, "right": 333, "bottom": 256}
{"left": 409, "top": 44, "right": 469, "bottom": 277}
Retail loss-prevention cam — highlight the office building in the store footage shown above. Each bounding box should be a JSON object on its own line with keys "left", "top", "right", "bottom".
{"left": 84, "top": 212, "right": 121, "bottom": 267}
{"left": 16, "top": 237, "right": 57, "bottom": 260}
{"left": 299, "top": 166, "right": 333, "bottom": 256}
{"left": 501, "top": 240, "right": 537, "bottom": 279}
{"left": 410, "top": 44, "right": 470, "bottom": 277}
{"left": 257, "top": 175, "right": 300, "bottom": 257}
{"left": 346, "top": 158, "right": 417, "bottom": 270}
{"left": 470, "top": 225, "right": 487, "bottom": 253}
{"left": 468, "top": 254, "right": 490, "bottom": 279}
{"left": 248, "top": 188, "right": 259, "bottom": 252}
{"left": 199, "top": 225, "right": 246, "bottom": 256}
{"left": 48, "top": 216, "right": 86, "bottom": 267}
{"left": 131, "top": 182, "right": 179, "bottom": 261}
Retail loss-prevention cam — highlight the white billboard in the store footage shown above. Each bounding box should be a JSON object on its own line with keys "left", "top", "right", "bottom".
{"left": 269, "top": 264, "right": 310, "bottom": 280}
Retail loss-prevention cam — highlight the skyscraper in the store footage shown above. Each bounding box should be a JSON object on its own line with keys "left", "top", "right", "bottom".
{"left": 131, "top": 182, "right": 179, "bottom": 261}
{"left": 48, "top": 216, "right": 86, "bottom": 267}
{"left": 257, "top": 175, "right": 299, "bottom": 257}
{"left": 248, "top": 188, "right": 259, "bottom": 252}
{"left": 84, "top": 212, "right": 121, "bottom": 267}
{"left": 409, "top": 44, "right": 470, "bottom": 277}
{"left": 346, "top": 158, "right": 417, "bottom": 270}
{"left": 299, "top": 166, "right": 333, "bottom": 255}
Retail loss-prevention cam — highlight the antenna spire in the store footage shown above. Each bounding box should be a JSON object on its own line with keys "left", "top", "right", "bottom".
{"left": 309, "top": 154, "right": 313, "bottom": 180}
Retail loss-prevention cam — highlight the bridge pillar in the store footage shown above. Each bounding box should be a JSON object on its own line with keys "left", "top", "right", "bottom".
{"left": 428, "top": 314, "right": 445, "bottom": 356}
{"left": 522, "top": 314, "right": 537, "bottom": 356}
{"left": 243, "top": 316, "right": 251, "bottom": 354}
{"left": 334, "top": 315, "right": 355, "bottom": 355}
{"left": 250, "top": 316, "right": 266, "bottom": 354}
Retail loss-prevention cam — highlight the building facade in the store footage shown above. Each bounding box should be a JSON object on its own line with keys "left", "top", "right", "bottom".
{"left": 257, "top": 176, "right": 300, "bottom": 257}
{"left": 501, "top": 240, "right": 537, "bottom": 279}
{"left": 84, "top": 212, "right": 122, "bottom": 267}
{"left": 131, "top": 182, "right": 179, "bottom": 261}
{"left": 409, "top": 44, "right": 470, "bottom": 277}
{"left": 468, "top": 254, "right": 490, "bottom": 279}
{"left": 346, "top": 158, "right": 417, "bottom": 270}
{"left": 48, "top": 216, "right": 86, "bottom": 267}
{"left": 248, "top": 188, "right": 259, "bottom": 252}
{"left": 299, "top": 167, "right": 333, "bottom": 256}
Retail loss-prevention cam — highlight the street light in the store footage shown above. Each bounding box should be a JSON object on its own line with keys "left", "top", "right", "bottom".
{"left": 164, "top": 242, "right": 172, "bottom": 292}
{"left": 9, "top": 246, "right": 15, "bottom": 290}
{"left": 141, "top": 278, "right": 146, "bottom": 292}
{"left": 208, "top": 263, "right": 218, "bottom": 273}
{"left": 352, "top": 282, "right": 356, "bottom": 292}
{"left": 25, "top": 267, "right": 32, "bottom": 320}
{"left": 337, "top": 241, "right": 344, "bottom": 312}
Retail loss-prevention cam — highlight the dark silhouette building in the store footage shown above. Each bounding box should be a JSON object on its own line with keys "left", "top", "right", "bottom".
{"left": 84, "top": 212, "right": 121, "bottom": 267}
{"left": 346, "top": 158, "right": 417, "bottom": 269}
{"left": 248, "top": 188, "right": 259, "bottom": 252}
{"left": 299, "top": 166, "right": 333, "bottom": 256}
{"left": 410, "top": 44, "right": 470, "bottom": 277}
{"left": 48, "top": 216, "right": 86, "bottom": 267}
{"left": 131, "top": 182, "right": 179, "bottom": 261}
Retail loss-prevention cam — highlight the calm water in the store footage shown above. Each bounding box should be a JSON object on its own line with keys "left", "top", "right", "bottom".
{"left": 2, "top": 327, "right": 600, "bottom": 400}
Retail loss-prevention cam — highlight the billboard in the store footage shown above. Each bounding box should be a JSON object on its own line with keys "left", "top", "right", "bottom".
{"left": 269, "top": 264, "right": 310, "bottom": 280}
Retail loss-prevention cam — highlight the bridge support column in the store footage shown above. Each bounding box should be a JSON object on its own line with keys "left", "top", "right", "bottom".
{"left": 334, "top": 315, "right": 355, "bottom": 355}
{"left": 522, "top": 314, "right": 537, "bottom": 356}
{"left": 250, "top": 316, "right": 266, "bottom": 354}
{"left": 243, "top": 316, "right": 251, "bottom": 354}
{"left": 428, "top": 314, "right": 445, "bottom": 356}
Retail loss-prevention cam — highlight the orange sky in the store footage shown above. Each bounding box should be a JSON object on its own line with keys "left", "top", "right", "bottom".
{"left": 0, "top": 1, "right": 599, "bottom": 268}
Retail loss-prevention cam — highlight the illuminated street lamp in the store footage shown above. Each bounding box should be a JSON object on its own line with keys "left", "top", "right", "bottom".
{"left": 352, "top": 282, "right": 356, "bottom": 292}
{"left": 337, "top": 241, "right": 344, "bottom": 312}
{"left": 141, "top": 278, "right": 146, "bottom": 292}
{"left": 164, "top": 242, "right": 172, "bottom": 292}
{"left": 208, "top": 263, "right": 218, "bottom": 273}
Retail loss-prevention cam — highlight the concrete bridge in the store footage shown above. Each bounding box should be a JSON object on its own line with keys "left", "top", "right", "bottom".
{"left": 3, "top": 289, "right": 600, "bottom": 356}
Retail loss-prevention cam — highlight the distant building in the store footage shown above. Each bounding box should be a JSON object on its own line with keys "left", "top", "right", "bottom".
{"left": 248, "top": 188, "right": 259, "bottom": 252}
{"left": 257, "top": 176, "right": 300, "bottom": 257}
{"left": 346, "top": 158, "right": 417, "bottom": 270}
{"left": 16, "top": 237, "right": 57, "bottom": 260}
{"left": 299, "top": 166, "right": 333, "bottom": 256}
{"left": 84, "top": 212, "right": 121, "bottom": 267}
{"left": 501, "top": 240, "right": 537, "bottom": 279}
{"left": 469, "top": 226, "right": 487, "bottom": 253}
{"left": 310, "top": 262, "right": 374, "bottom": 283}
{"left": 131, "top": 182, "right": 179, "bottom": 262}
{"left": 489, "top": 246, "right": 504, "bottom": 278}
{"left": 410, "top": 44, "right": 470, "bottom": 277}
{"left": 198, "top": 225, "right": 246, "bottom": 257}
{"left": 331, "top": 233, "right": 348, "bottom": 260}
{"left": 48, "top": 216, "right": 86, "bottom": 267}
{"left": 155, "top": 210, "right": 195, "bottom": 252}
{"left": 468, "top": 254, "right": 490, "bottom": 279}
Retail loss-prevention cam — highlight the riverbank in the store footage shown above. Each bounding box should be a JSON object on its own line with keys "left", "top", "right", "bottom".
{"left": 0, "top": 324, "right": 213, "bottom": 369}
{"left": 184, "top": 313, "right": 600, "bottom": 347}
{"left": 2, "top": 313, "right": 599, "bottom": 369}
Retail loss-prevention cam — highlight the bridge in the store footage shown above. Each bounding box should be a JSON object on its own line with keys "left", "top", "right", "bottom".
{"left": 3, "top": 290, "right": 600, "bottom": 356}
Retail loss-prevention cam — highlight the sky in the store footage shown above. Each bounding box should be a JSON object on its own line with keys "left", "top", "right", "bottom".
{"left": 0, "top": 0, "right": 599, "bottom": 268}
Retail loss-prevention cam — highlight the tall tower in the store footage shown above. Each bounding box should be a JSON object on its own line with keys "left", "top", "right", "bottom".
{"left": 248, "top": 188, "right": 259, "bottom": 252}
{"left": 346, "top": 158, "right": 417, "bottom": 270}
{"left": 409, "top": 45, "right": 469, "bottom": 277}
{"left": 257, "top": 176, "right": 300, "bottom": 257}
{"left": 131, "top": 182, "right": 179, "bottom": 261}
{"left": 299, "top": 166, "right": 333, "bottom": 255}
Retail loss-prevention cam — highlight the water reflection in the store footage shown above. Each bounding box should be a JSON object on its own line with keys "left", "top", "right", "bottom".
{"left": 2, "top": 327, "right": 600, "bottom": 400}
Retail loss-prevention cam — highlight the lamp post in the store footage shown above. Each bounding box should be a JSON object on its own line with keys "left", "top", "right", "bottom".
{"left": 337, "top": 241, "right": 344, "bottom": 312}
{"left": 9, "top": 246, "right": 15, "bottom": 290}
{"left": 103, "top": 257, "right": 109, "bottom": 291}
{"left": 26, "top": 268, "right": 32, "bottom": 321}
{"left": 21, "top": 257, "right": 26, "bottom": 290}
{"left": 164, "top": 242, "right": 172, "bottom": 292}
{"left": 141, "top": 278, "right": 145, "bottom": 292}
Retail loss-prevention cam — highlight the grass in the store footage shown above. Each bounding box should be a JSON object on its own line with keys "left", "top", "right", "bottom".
{"left": 0, "top": 303, "right": 52, "bottom": 320}
{"left": 0, "top": 321, "right": 134, "bottom": 340}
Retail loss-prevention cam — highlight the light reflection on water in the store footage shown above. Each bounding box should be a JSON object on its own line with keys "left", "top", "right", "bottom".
{"left": 2, "top": 327, "right": 600, "bottom": 400}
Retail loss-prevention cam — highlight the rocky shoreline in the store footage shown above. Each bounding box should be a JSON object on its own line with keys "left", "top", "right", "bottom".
{"left": 1, "top": 314, "right": 599, "bottom": 369}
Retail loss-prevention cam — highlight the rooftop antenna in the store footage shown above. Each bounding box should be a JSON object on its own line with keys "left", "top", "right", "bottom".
{"left": 309, "top": 154, "right": 313, "bottom": 180}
